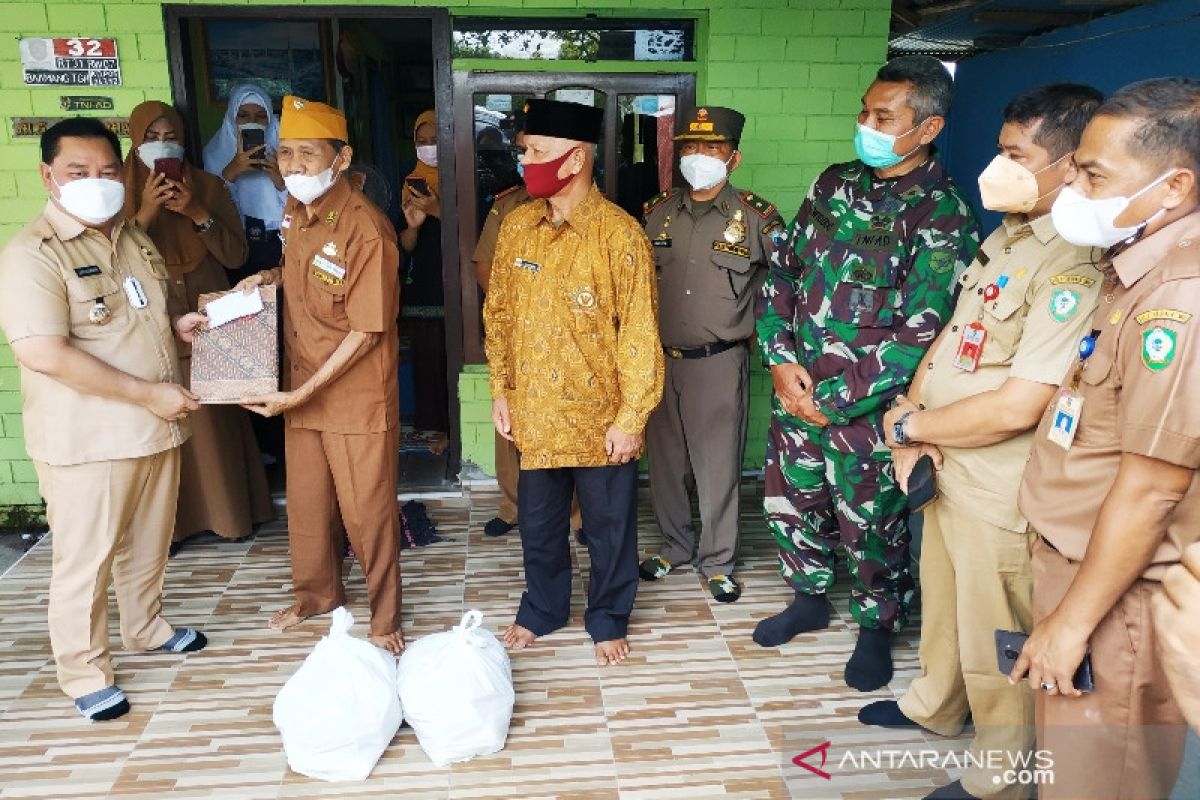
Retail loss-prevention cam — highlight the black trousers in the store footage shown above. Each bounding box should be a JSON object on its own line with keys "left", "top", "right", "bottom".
{"left": 516, "top": 461, "right": 639, "bottom": 643}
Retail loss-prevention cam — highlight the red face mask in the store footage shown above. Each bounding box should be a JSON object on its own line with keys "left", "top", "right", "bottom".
{"left": 522, "top": 147, "right": 579, "bottom": 198}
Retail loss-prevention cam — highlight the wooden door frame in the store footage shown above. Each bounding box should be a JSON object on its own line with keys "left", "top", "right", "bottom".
{"left": 164, "top": 5, "right": 466, "bottom": 476}
{"left": 452, "top": 71, "right": 696, "bottom": 364}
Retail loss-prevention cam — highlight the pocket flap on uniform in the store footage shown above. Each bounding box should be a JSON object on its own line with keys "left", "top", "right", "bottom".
{"left": 711, "top": 249, "right": 753, "bottom": 274}
{"left": 1079, "top": 347, "right": 1114, "bottom": 386}
{"left": 982, "top": 291, "right": 1024, "bottom": 323}
{"left": 65, "top": 271, "right": 121, "bottom": 303}
{"left": 829, "top": 282, "right": 895, "bottom": 328}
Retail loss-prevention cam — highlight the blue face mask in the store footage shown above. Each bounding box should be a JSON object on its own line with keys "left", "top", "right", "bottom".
{"left": 516, "top": 161, "right": 524, "bottom": 179}
{"left": 854, "top": 121, "right": 922, "bottom": 169}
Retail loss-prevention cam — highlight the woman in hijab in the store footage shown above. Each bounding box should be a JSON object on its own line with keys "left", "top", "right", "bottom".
{"left": 203, "top": 83, "right": 288, "bottom": 285}
{"left": 400, "top": 109, "right": 450, "bottom": 442}
{"left": 124, "top": 100, "right": 275, "bottom": 546}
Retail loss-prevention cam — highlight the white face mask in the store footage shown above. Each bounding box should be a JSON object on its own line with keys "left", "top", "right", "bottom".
{"left": 680, "top": 152, "right": 733, "bottom": 192}
{"left": 52, "top": 174, "right": 125, "bottom": 225}
{"left": 1050, "top": 171, "right": 1174, "bottom": 248}
{"left": 137, "top": 140, "right": 185, "bottom": 170}
{"left": 415, "top": 144, "right": 438, "bottom": 167}
{"left": 284, "top": 166, "right": 339, "bottom": 205}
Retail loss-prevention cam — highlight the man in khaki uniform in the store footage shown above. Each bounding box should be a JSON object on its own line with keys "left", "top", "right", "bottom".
{"left": 1009, "top": 77, "right": 1200, "bottom": 800}
{"left": 0, "top": 118, "right": 207, "bottom": 721}
{"left": 639, "top": 106, "right": 783, "bottom": 602}
{"left": 239, "top": 97, "right": 403, "bottom": 655}
{"left": 858, "top": 84, "right": 1104, "bottom": 800}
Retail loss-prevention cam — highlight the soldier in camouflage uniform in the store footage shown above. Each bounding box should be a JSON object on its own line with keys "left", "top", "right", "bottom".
{"left": 754, "top": 56, "right": 981, "bottom": 692}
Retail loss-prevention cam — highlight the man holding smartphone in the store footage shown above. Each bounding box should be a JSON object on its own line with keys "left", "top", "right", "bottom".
{"left": 860, "top": 84, "right": 1104, "bottom": 800}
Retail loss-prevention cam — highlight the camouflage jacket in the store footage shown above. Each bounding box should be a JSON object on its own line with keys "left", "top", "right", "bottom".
{"left": 757, "top": 155, "right": 981, "bottom": 455}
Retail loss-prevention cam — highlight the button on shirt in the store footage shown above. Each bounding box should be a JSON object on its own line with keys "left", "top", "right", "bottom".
{"left": 484, "top": 184, "right": 664, "bottom": 468}
{"left": 922, "top": 213, "right": 1101, "bottom": 531}
{"left": 645, "top": 183, "right": 783, "bottom": 347}
{"left": 1019, "top": 211, "right": 1200, "bottom": 579}
{"left": 280, "top": 177, "right": 401, "bottom": 433}
{"left": 0, "top": 200, "right": 187, "bottom": 466}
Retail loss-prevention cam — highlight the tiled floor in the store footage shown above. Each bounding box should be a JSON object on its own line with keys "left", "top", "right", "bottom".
{"left": 0, "top": 480, "right": 1080, "bottom": 799}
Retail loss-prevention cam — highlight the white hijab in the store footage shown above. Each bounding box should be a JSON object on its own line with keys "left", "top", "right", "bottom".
{"left": 202, "top": 83, "right": 288, "bottom": 229}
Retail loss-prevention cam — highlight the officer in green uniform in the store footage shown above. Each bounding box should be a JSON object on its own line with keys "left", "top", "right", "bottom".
{"left": 639, "top": 106, "right": 784, "bottom": 602}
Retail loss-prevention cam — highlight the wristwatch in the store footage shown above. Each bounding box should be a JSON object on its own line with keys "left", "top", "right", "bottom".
{"left": 893, "top": 410, "right": 917, "bottom": 446}
{"left": 193, "top": 217, "right": 215, "bottom": 233}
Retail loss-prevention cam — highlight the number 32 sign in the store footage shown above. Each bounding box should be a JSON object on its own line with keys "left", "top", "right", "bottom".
{"left": 20, "top": 37, "right": 122, "bottom": 87}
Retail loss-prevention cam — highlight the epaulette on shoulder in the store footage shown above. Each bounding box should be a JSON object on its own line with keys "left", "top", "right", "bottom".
{"left": 739, "top": 190, "right": 776, "bottom": 219}
{"left": 642, "top": 189, "right": 675, "bottom": 217}
{"left": 494, "top": 184, "right": 522, "bottom": 201}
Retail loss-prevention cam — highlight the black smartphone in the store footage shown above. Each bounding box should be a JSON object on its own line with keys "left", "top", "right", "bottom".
{"left": 995, "top": 629, "right": 1095, "bottom": 693}
{"left": 241, "top": 127, "right": 266, "bottom": 161}
{"left": 153, "top": 157, "right": 183, "bottom": 183}
{"left": 406, "top": 176, "right": 431, "bottom": 197}
{"left": 906, "top": 453, "right": 939, "bottom": 511}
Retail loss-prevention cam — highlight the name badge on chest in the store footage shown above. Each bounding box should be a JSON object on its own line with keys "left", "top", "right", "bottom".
{"left": 312, "top": 254, "right": 346, "bottom": 280}
{"left": 123, "top": 276, "right": 148, "bottom": 309}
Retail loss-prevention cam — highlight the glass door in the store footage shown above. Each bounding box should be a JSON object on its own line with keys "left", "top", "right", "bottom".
{"left": 452, "top": 71, "right": 696, "bottom": 362}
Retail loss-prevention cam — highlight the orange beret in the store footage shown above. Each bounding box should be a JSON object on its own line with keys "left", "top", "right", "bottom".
{"left": 279, "top": 95, "right": 348, "bottom": 141}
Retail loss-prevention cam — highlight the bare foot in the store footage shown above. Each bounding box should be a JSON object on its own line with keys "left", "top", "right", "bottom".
{"left": 502, "top": 623, "right": 538, "bottom": 650}
{"left": 269, "top": 605, "right": 307, "bottom": 631}
{"left": 369, "top": 631, "right": 405, "bottom": 655}
{"left": 594, "top": 638, "right": 630, "bottom": 666}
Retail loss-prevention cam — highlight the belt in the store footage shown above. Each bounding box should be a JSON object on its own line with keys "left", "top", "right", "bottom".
{"left": 663, "top": 340, "right": 741, "bottom": 360}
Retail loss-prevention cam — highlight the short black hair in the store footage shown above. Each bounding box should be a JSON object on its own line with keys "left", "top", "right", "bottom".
{"left": 1098, "top": 77, "right": 1200, "bottom": 176}
{"left": 1003, "top": 83, "right": 1104, "bottom": 160}
{"left": 326, "top": 139, "right": 348, "bottom": 153}
{"left": 875, "top": 55, "right": 954, "bottom": 121}
{"left": 41, "top": 117, "right": 121, "bottom": 165}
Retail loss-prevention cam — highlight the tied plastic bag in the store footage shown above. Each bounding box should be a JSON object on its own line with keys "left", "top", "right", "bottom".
{"left": 273, "top": 608, "right": 403, "bottom": 781}
{"left": 397, "top": 610, "right": 515, "bottom": 766}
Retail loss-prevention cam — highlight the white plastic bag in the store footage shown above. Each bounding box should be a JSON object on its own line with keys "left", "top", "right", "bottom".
{"left": 397, "top": 610, "right": 515, "bottom": 766}
{"left": 273, "top": 607, "right": 403, "bottom": 781}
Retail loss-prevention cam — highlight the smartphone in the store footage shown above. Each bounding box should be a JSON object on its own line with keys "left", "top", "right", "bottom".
{"left": 906, "top": 453, "right": 939, "bottom": 512}
{"left": 406, "top": 176, "right": 431, "bottom": 197}
{"left": 241, "top": 127, "right": 266, "bottom": 161}
{"left": 154, "top": 157, "right": 183, "bottom": 183}
{"left": 995, "top": 629, "right": 1095, "bottom": 693}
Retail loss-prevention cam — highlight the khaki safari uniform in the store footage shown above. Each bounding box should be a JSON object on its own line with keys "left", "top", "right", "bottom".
{"left": 278, "top": 176, "right": 403, "bottom": 637}
{"left": 643, "top": 181, "right": 782, "bottom": 577}
{"left": 0, "top": 200, "right": 189, "bottom": 699}
{"left": 899, "top": 213, "right": 1100, "bottom": 799}
{"left": 1019, "top": 211, "right": 1200, "bottom": 800}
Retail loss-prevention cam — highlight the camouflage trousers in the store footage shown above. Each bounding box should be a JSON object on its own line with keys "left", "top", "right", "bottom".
{"left": 763, "top": 411, "right": 913, "bottom": 631}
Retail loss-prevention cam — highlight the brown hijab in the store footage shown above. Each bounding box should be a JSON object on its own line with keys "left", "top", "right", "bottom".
{"left": 122, "top": 101, "right": 226, "bottom": 274}
{"left": 402, "top": 109, "right": 440, "bottom": 206}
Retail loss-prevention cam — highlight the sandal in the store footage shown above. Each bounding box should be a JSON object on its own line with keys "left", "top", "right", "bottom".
{"left": 638, "top": 555, "right": 672, "bottom": 581}
{"left": 707, "top": 574, "right": 742, "bottom": 603}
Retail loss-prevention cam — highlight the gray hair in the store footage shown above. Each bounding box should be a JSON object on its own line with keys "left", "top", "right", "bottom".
{"left": 875, "top": 55, "right": 954, "bottom": 121}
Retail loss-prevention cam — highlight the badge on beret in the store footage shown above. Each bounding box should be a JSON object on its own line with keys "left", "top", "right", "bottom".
{"left": 1049, "top": 288, "right": 1080, "bottom": 322}
{"left": 293, "top": 99, "right": 305, "bottom": 110}
{"left": 1141, "top": 326, "right": 1176, "bottom": 372}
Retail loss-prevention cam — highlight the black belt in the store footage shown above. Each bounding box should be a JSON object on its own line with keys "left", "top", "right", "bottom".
{"left": 664, "top": 340, "right": 741, "bottom": 360}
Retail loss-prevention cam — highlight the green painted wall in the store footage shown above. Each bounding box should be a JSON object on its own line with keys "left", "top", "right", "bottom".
{"left": 0, "top": 0, "right": 890, "bottom": 503}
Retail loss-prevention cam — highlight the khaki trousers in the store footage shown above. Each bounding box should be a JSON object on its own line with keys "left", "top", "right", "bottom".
{"left": 495, "top": 430, "right": 581, "bottom": 529}
{"left": 1031, "top": 537, "right": 1187, "bottom": 800}
{"left": 898, "top": 497, "right": 1036, "bottom": 799}
{"left": 285, "top": 426, "right": 402, "bottom": 637}
{"left": 35, "top": 449, "right": 180, "bottom": 699}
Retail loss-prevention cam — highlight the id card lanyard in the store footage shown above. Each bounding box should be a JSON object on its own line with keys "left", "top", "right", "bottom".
{"left": 1047, "top": 327, "right": 1100, "bottom": 450}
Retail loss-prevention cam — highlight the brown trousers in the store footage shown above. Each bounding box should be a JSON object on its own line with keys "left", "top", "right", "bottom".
{"left": 1032, "top": 537, "right": 1187, "bottom": 800}
{"left": 495, "top": 429, "right": 581, "bottom": 529}
{"left": 285, "top": 426, "right": 402, "bottom": 637}
{"left": 35, "top": 449, "right": 180, "bottom": 699}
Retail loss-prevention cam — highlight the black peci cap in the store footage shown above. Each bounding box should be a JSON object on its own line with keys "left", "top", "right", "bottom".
{"left": 522, "top": 99, "right": 603, "bottom": 144}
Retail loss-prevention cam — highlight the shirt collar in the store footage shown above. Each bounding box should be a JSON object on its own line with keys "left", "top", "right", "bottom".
{"left": 302, "top": 174, "right": 353, "bottom": 227}
{"left": 539, "top": 183, "right": 604, "bottom": 234}
{"left": 41, "top": 198, "right": 126, "bottom": 243}
{"left": 853, "top": 146, "right": 946, "bottom": 196}
{"left": 681, "top": 181, "right": 738, "bottom": 219}
{"left": 1112, "top": 210, "right": 1200, "bottom": 288}
{"left": 1002, "top": 211, "right": 1059, "bottom": 245}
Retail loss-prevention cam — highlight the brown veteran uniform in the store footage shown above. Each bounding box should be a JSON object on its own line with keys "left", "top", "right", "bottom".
{"left": 0, "top": 200, "right": 188, "bottom": 699}
{"left": 642, "top": 107, "right": 783, "bottom": 585}
{"left": 899, "top": 213, "right": 1100, "bottom": 799}
{"left": 1019, "top": 211, "right": 1200, "bottom": 799}
{"left": 277, "top": 103, "right": 402, "bottom": 637}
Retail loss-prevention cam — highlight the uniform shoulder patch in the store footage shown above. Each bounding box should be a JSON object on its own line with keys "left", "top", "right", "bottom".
{"left": 739, "top": 191, "right": 776, "bottom": 219}
{"left": 494, "top": 184, "right": 522, "bottom": 201}
{"left": 643, "top": 189, "right": 676, "bottom": 216}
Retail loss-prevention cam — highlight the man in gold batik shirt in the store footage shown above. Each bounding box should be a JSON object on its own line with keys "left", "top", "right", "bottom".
{"left": 484, "top": 98, "right": 663, "bottom": 667}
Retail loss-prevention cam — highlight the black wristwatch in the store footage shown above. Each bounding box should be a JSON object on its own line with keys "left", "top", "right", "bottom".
{"left": 192, "top": 217, "right": 215, "bottom": 233}
{"left": 893, "top": 410, "right": 917, "bottom": 446}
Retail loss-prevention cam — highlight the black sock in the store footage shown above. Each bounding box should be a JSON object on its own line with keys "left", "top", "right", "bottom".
{"left": 845, "top": 626, "right": 893, "bottom": 691}
{"left": 858, "top": 699, "right": 922, "bottom": 729}
{"left": 752, "top": 591, "right": 830, "bottom": 647}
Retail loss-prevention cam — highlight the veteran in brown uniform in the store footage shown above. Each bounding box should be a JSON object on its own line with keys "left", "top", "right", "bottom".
{"left": 485, "top": 99, "right": 663, "bottom": 666}
{"left": 0, "top": 118, "right": 208, "bottom": 721}
{"left": 638, "top": 106, "right": 783, "bottom": 602}
{"left": 859, "top": 84, "right": 1104, "bottom": 800}
{"left": 1009, "top": 78, "right": 1200, "bottom": 800}
{"left": 239, "top": 97, "right": 404, "bottom": 654}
